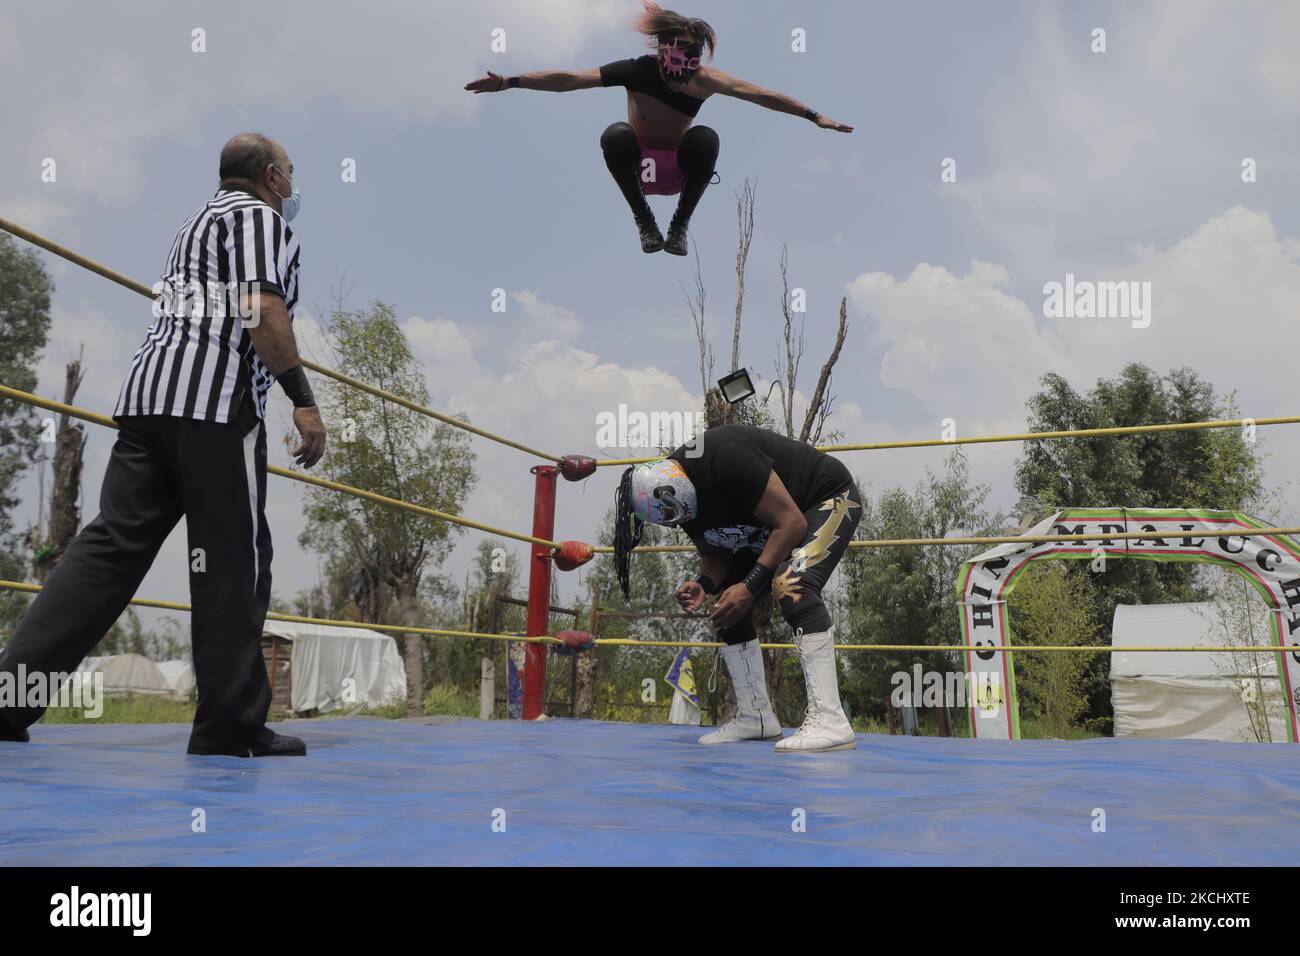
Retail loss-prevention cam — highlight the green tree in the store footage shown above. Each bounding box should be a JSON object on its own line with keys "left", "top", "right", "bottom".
{"left": 1015, "top": 363, "right": 1265, "bottom": 730}
{"left": 1196, "top": 574, "right": 1284, "bottom": 743}
{"left": 837, "top": 452, "right": 1003, "bottom": 734}
{"left": 1005, "top": 562, "right": 1097, "bottom": 738}
{"left": 585, "top": 506, "right": 707, "bottom": 722}
{"left": 1018, "top": 364, "right": 1261, "bottom": 512}
{"left": 100, "top": 609, "right": 187, "bottom": 660}
{"left": 298, "top": 302, "right": 476, "bottom": 715}
{"left": 0, "top": 233, "right": 53, "bottom": 641}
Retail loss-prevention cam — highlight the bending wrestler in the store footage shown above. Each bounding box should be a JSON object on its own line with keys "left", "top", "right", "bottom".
{"left": 614, "top": 424, "right": 861, "bottom": 752}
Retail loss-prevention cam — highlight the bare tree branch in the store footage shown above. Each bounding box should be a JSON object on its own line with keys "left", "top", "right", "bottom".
{"left": 771, "top": 244, "right": 807, "bottom": 439}
{"left": 731, "top": 179, "right": 755, "bottom": 375}
{"left": 799, "top": 297, "right": 848, "bottom": 444}
{"left": 683, "top": 245, "right": 713, "bottom": 400}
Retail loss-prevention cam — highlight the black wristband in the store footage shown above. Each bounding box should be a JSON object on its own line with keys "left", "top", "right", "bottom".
{"left": 507, "top": 76, "right": 520, "bottom": 89}
{"left": 276, "top": 364, "right": 316, "bottom": 408}
{"left": 804, "top": 107, "right": 819, "bottom": 122}
{"left": 694, "top": 573, "right": 720, "bottom": 596}
{"left": 742, "top": 562, "right": 775, "bottom": 596}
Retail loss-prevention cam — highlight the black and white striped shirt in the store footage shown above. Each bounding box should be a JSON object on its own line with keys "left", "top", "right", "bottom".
{"left": 114, "top": 187, "right": 301, "bottom": 424}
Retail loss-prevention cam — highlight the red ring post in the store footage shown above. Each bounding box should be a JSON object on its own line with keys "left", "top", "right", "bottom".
{"left": 524, "top": 465, "right": 558, "bottom": 720}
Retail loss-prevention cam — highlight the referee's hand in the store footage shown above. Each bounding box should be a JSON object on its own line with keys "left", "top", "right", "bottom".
{"left": 292, "top": 405, "right": 326, "bottom": 468}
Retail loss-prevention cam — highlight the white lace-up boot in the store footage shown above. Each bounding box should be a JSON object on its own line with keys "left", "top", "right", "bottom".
{"left": 698, "top": 638, "right": 782, "bottom": 744}
{"left": 774, "top": 627, "right": 857, "bottom": 753}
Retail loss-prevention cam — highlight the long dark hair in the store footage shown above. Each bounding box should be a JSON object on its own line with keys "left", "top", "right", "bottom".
{"left": 634, "top": 0, "right": 716, "bottom": 58}
{"left": 614, "top": 467, "right": 645, "bottom": 600}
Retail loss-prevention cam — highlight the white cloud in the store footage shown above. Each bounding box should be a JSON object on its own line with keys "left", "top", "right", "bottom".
{"left": 949, "top": 2, "right": 1300, "bottom": 279}
{"left": 0, "top": 0, "right": 626, "bottom": 208}
{"left": 844, "top": 205, "right": 1300, "bottom": 513}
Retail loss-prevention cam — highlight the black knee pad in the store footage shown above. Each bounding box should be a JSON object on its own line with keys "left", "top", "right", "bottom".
{"left": 775, "top": 563, "right": 833, "bottom": 633}
{"left": 717, "top": 614, "right": 757, "bottom": 647}
{"left": 600, "top": 122, "right": 640, "bottom": 165}
{"left": 678, "top": 125, "right": 720, "bottom": 171}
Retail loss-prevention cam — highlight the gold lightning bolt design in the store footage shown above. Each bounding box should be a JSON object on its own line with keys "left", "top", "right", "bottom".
{"left": 772, "top": 491, "right": 860, "bottom": 603}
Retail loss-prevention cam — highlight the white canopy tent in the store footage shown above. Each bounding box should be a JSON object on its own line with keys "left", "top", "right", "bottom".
{"left": 81, "top": 653, "right": 171, "bottom": 696}
{"left": 262, "top": 621, "right": 406, "bottom": 714}
{"left": 1111, "top": 602, "right": 1288, "bottom": 743}
{"left": 155, "top": 659, "right": 195, "bottom": 698}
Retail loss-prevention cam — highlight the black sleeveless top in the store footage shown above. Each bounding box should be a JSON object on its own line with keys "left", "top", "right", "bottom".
{"left": 599, "top": 56, "right": 705, "bottom": 118}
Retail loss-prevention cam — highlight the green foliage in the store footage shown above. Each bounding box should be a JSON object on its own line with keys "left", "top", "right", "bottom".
{"left": 0, "top": 234, "right": 53, "bottom": 636}
{"left": 837, "top": 452, "right": 1002, "bottom": 734}
{"left": 38, "top": 694, "right": 196, "bottom": 724}
{"left": 1015, "top": 363, "right": 1266, "bottom": 731}
{"left": 1005, "top": 562, "right": 1097, "bottom": 737}
{"left": 423, "top": 682, "right": 479, "bottom": 718}
{"left": 1017, "top": 365, "right": 1262, "bottom": 512}
{"left": 297, "top": 302, "right": 477, "bottom": 706}
{"left": 585, "top": 503, "right": 713, "bottom": 719}
{"left": 0, "top": 234, "right": 53, "bottom": 544}
{"left": 99, "top": 608, "right": 186, "bottom": 659}
{"left": 298, "top": 303, "right": 476, "bottom": 613}
{"left": 1197, "top": 575, "right": 1286, "bottom": 743}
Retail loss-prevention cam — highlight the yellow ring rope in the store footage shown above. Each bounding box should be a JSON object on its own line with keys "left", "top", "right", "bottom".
{"left": 597, "top": 524, "right": 1300, "bottom": 553}
{"left": 7, "top": 382, "right": 1300, "bottom": 556}
{"left": 0, "top": 580, "right": 1290, "bottom": 654}
{"left": 0, "top": 216, "right": 564, "bottom": 463}
{"left": 595, "top": 416, "right": 1300, "bottom": 466}
{"left": 0, "top": 384, "right": 560, "bottom": 550}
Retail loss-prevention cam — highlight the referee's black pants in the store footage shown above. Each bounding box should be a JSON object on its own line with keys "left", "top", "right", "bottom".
{"left": 0, "top": 399, "right": 275, "bottom": 754}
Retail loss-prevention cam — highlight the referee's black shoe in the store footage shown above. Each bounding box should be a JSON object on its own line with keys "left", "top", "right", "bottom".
{"left": 188, "top": 730, "right": 307, "bottom": 758}
{"left": 0, "top": 718, "right": 29, "bottom": 743}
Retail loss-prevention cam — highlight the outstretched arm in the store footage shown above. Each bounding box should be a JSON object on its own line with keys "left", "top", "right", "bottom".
{"left": 698, "top": 69, "right": 853, "bottom": 132}
{"left": 465, "top": 68, "right": 602, "bottom": 94}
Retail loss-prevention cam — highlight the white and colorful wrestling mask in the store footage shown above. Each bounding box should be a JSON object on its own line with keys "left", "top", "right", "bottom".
{"left": 659, "top": 37, "right": 704, "bottom": 84}
{"left": 628, "top": 458, "right": 698, "bottom": 526}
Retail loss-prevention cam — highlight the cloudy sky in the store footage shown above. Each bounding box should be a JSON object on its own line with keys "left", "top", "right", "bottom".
{"left": 3, "top": 0, "right": 1299, "bottom": 629}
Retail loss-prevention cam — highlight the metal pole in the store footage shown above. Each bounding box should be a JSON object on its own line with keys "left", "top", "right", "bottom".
{"left": 523, "top": 465, "right": 558, "bottom": 719}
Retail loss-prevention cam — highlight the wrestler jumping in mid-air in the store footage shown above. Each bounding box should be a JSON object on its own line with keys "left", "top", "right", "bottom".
{"left": 465, "top": 1, "right": 853, "bottom": 255}
{"left": 614, "top": 424, "right": 861, "bottom": 752}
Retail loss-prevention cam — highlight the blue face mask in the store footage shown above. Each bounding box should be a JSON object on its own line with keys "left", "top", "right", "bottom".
{"left": 271, "top": 165, "right": 301, "bottom": 222}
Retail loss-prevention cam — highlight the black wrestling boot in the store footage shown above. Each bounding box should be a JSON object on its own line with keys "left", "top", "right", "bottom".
{"left": 664, "top": 178, "right": 710, "bottom": 256}
{"left": 637, "top": 214, "right": 666, "bottom": 254}
{"left": 188, "top": 730, "right": 306, "bottom": 757}
{"left": 0, "top": 720, "right": 30, "bottom": 743}
{"left": 602, "top": 126, "right": 664, "bottom": 254}
{"left": 664, "top": 211, "right": 690, "bottom": 256}
{"left": 664, "top": 154, "right": 717, "bottom": 256}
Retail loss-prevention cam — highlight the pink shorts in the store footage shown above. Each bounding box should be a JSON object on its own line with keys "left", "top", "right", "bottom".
{"left": 639, "top": 147, "right": 685, "bottom": 196}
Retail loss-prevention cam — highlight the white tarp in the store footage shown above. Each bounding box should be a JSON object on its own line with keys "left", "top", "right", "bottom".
{"left": 155, "top": 660, "right": 195, "bottom": 698}
{"left": 1111, "top": 602, "right": 1288, "bottom": 742}
{"left": 262, "top": 621, "right": 406, "bottom": 713}
{"left": 81, "top": 654, "right": 170, "bottom": 695}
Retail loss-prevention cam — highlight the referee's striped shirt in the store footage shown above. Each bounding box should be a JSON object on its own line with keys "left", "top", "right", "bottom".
{"left": 114, "top": 187, "right": 301, "bottom": 424}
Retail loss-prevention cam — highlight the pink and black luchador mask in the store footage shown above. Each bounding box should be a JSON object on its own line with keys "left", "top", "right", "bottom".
{"left": 659, "top": 37, "right": 704, "bottom": 84}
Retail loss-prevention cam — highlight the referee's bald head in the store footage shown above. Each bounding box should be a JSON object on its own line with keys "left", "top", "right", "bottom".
{"left": 219, "top": 133, "right": 293, "bottom": 215}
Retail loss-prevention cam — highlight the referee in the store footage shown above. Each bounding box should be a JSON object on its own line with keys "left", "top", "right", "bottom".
{"left": 0, "top": 133, "right": 326, "bottom": 756}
